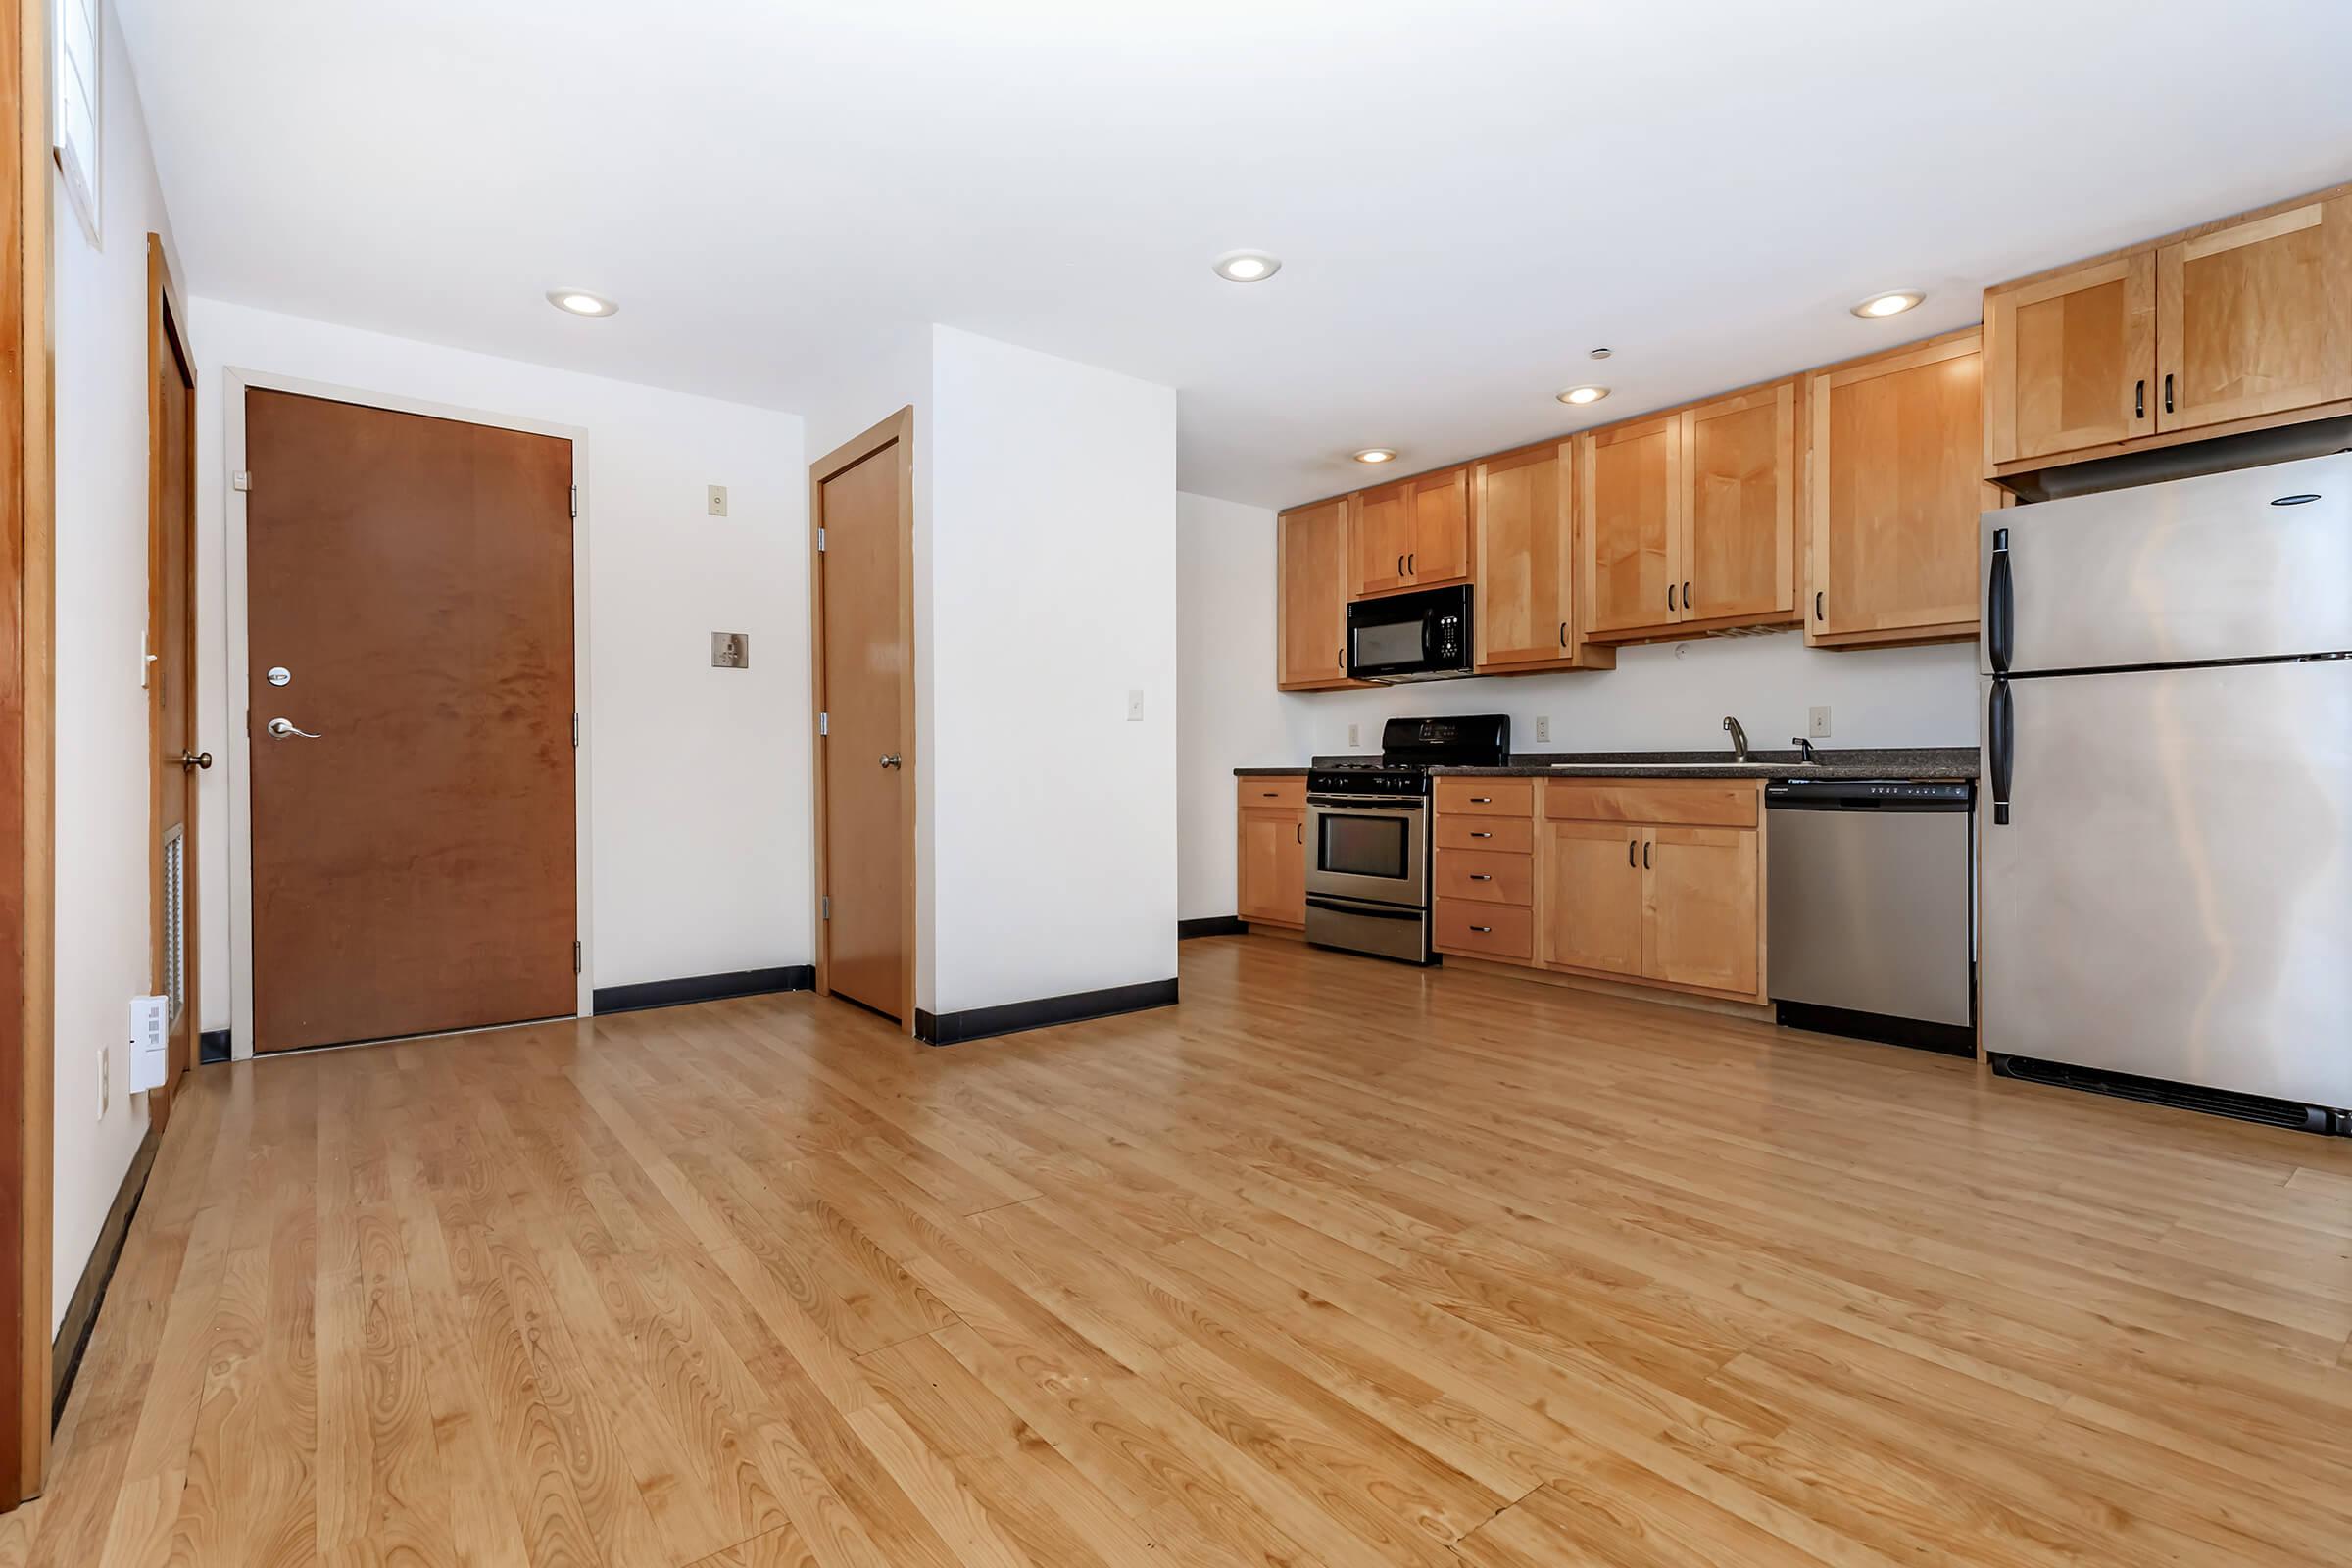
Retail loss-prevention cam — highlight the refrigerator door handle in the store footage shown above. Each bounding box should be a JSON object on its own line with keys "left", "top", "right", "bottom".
{"left": 1988, "top": 678, "right": 2014, "bottom": 825}
{"left": 1987, "top": 527, "right": 2013, "bottom": 674}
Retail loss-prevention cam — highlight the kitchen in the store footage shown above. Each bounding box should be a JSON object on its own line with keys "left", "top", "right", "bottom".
{"left": 1193, "top": 180, "right": 2352, "bottom": 1137}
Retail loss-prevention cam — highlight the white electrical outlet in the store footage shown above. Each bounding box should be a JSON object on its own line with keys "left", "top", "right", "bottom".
{"left": 1809, "top": 705, "right": 1833, "bottom": 739}
{"left": 1348, "top": 722, "right": 1360, "bottom": 747}
{"left": 1126, "top": 688, "right": 1144, "bottom": 722}
{"left": 706, "top": 484, "right": 729, "bottom": 517}
{"left": 1535, "top": 716, "right": 1552, "bottom": 743}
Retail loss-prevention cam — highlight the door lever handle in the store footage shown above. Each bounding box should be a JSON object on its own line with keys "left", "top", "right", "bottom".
{"left": 266, "top": 718, "right": 321, "bottom": 740}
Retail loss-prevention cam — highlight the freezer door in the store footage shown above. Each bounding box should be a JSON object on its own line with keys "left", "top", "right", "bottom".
{"left": 1981, "top": 453, "right": 2352, "bottom": 677}
{"left": 1979, "top": 661, "right": 2352, "bottom": 1108}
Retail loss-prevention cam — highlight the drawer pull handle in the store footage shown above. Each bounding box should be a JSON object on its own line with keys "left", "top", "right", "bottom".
{"left": 1470, "top": 796, "right": 1492, "bottom": 804}
{"left": 1470, "top": 925, "right": 1492, "bottom": 934}
{"left": 1470, "top": 831, "right": 1492, "bottom": 839}
{"left": 1262, "top": 791, "right": 1279, "bottom": 797}
{"left": 1470, "top": 873, "right": 1492, "bottom": 882}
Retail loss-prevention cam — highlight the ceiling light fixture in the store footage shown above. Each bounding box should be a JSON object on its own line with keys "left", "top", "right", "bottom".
{"left": 1557, "top": 385, "right": 1610, "bottom": 406}
{"left": 1212, "top": 250, "right": 1282, "bottom": 283}
{"left": 1352, "top": 447, "right": 1397, "bottom": 465}
{"left": 1851, "top": 289, "right": 1924, "bottom": 318}
{"left": 548, "top": 289, "right": 618, "bottom": 318}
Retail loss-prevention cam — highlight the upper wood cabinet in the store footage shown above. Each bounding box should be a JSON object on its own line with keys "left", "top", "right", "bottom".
{"left": 1579, "top": 380, "right": 1800, "bottom": 643}
{"left": 1349, "top": 466, "right": 1471, "bottom": 599}
{"left": 1806, "top": 329, "right": 1995, "bottom": 648}
{"left": 1472, "top": 444, "right": 1613, "bottom": 674}
{"left": 1984, "top": 184, "right": 2352, "bottom": 474}
{"left": 1275, "top": 499, "right": 1353, "bottom": 690}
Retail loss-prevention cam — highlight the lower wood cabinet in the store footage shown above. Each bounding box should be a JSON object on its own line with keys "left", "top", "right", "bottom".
{"left": 1538, "top": 820, "right": 1645, "bottom": 976}
{"left": 1641, "top": 825, "right": 1760, "bottom": 996}
{"left": 1235, "top": 778, "right": 1306, "bottom": 928}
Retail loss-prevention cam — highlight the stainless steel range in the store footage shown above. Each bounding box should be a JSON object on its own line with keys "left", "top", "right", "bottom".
{"left": 1305, "top": 714, "right": 1510, "bottom": 963}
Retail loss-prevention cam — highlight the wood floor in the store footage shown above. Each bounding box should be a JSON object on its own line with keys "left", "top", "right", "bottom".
{"left": 7, "top": 936, "right": 2352, "bottom": 1567}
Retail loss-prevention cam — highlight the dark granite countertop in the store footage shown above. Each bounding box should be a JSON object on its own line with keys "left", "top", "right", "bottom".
{"left": 1429, "top": 747, "right": 1979, "bottom": 781}
{"left": 1232, "top": 766, "right": 1309, "bottom": 776}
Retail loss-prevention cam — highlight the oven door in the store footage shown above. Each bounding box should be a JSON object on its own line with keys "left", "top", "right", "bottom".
{"left": 1305, "top": 796, "right": 1427, "bottom": 906}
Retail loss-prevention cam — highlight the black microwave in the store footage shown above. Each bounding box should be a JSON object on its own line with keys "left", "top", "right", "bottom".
{"left": 1347, "top": 584, "right": 1473, "bottom": 683}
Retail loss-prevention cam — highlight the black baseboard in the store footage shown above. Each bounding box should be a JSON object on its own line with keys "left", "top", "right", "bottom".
{"left": 53, "top": 1126, "right": 160, "bottom": 1426}
{"left": 1774, "top": 1000, "right": 1976, "bottom": 1057}
{"left": 198, "top": 1028, "right": 230, "bottom": 1064}
{"left": 1178, "top": 916, "right": 1248, "bottom": 940}
{"left": 917, "top": 976, "right": 1177, "bottom": 1047}
{"left": 593, "top": 964, "right": 814, "bottom": 1016}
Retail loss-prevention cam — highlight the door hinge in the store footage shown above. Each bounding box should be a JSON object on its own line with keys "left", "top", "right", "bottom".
{"left": 232, "top": 471, "right": 252, "bottom": 492}
{"left": 821, "top": 895, "right": 831, "bottom": 921}
{"left": 569, "top": 484, "right": 578, "bottom": 519}
{"left": 572, "top": 940, "right": 582, "bottom": 974}
{"left": 571, "top": 712, "right": 579, "bottom": 748}
{"left": 818, "top": 711, "right": 829, "bottom": 737}
{"left": 816, "top": 527, "right": 826, "bottom": 552}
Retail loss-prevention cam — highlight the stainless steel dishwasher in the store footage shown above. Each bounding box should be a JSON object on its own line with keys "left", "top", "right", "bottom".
{"left": 1766, "top": 779, "right": 1975, "bottom": 1054}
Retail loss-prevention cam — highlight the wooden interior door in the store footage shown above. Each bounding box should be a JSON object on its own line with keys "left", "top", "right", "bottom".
{"left": 2156, "top": 194, "right": 2352, "bottom": 433}
{"left": 1579, "top": 415, "right": 1681, "bottom": 635}
{"left": 1473, "top": 446, "right": 1572, "bottom": 668}
{"left": 147, "top": 242, "right": 197, "bottom": 1117}
{"left": 1809, "top": 333, "right": 1988, "bottom": 644}
{"left": 1406, "top": 467, "right": 1470, "bottom": 584}
{"left": 1276, "top": 499, "right": 1350, "bottom": 689}
{"left": 1350, "top": 482, "right": 1413, "bottom": 597}
{"left": 1540, "top": 820, "right": 1642, "bottom": 976}
{"left": 1641, "top": 826, "right": 1758, "bottom": 996}
{"left": 1681, "top": 382, "right": 1795, "bottom": 623}
{"left": 245, "top": 390, "right": 577, "bottom": 1053}
{"left": 1984, "top": 252, "right": 2157, "bottom": 465}
{"left": 814, "top": 416, "right": 913, "bottom": 1021}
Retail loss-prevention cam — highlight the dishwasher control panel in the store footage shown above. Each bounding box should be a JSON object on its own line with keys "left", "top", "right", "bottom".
{"left": 1767, "top": 779, "right": 1973, "bottom": 809}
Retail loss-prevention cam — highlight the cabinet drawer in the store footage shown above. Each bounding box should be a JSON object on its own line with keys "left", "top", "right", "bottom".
{"left": 1237, "top": 776, "right": 1306, "bottom": 810}
{"left": 1434, "top": 778, "right": 1534, "bottom": 817}
{"left": 1434, "top": 848, "right": 1533, "bottom": 906}
{"left": 1436, "top": 815, "right": 1534, "bottom": 854}
{"left": 1544, "top": 778, "right": 1758, "bottom": 828}
{"left": 1435, "top": 899, "right": 1534, "bottom": 962}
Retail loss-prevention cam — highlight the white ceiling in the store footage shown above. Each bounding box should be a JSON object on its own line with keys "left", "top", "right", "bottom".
{"left": 118, "top": 0, "right": 2352, "bottom": 507}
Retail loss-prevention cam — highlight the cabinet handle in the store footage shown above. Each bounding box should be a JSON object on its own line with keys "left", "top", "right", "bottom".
{"left": 1558, "top": 620, "right": 1568, "bottom": 647}
{"left": 1396, "top": 554, "right": 1405, "bottom": 577}
{"left": 2163, "top": 373, "right": 2174, "bottom": 415}
{"left": 1470, "top": 796, "right": 1492, "bottom": 804}
{"left": 1814, "top": 590, "right": 1825, "bottom": 622}
{"left": 1470, "top": 873, "right": 1493, "bottom": 882}
{"left": 1684, "top": 579, "right": 1692, "bottom": 611}
{"left": 1296, "top": 822, "right": 1303, "bottom": 844}
{"left": 1407, "top": 552, "right": 1416, "bottom": 575}
{"left": 1628, "top": 839, "right": 1637, "bottom": 867}
{"left": 1667, "top": 583, "right": 1678, "bottom": 613}
{"left": 1643, "top": 841, "right": 1651, "bottom": 870}
{"left": 1470, "top": 925, "right": 1493, "bottom": 934}
{"left": 2134, "top": 378, "right": 2145, "bottom": 420}
{"left": 1470, "top": 830, "right": 1493, "bottom": 839}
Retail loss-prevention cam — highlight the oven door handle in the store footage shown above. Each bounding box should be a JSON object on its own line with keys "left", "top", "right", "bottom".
{"left": 1307, "top": 795, "right": 1426, "bottom": 810}
{"left": 1306, "top": 896, "right": 1424, "bottom": 922}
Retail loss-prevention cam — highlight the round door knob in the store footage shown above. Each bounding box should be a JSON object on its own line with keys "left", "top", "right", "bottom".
{"left": 879, "top": 753, "right": 902, "bottom": 769}
{"left": 179, "top": 751, "right": 213, "bottom": 770}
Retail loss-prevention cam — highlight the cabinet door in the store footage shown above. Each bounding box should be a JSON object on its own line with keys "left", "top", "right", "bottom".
{"left": 1681, "top": 381, "right": 1797, "bottom": 623}
{"left": 1474, "top": 445, "right": 1574, "bottom": 668}
{"left": 1642, "top": 826, "right": 1759, "bottom": 996}
{"left": 1984, "top": 252, "right": 2157, "bottom": 466}
{"left": 1237, "top": 808, "right": 1304, "bottom": 926}
{"left": 1277, "top": 499, "right": 1352, "bottom": 688}
{"left": 1540, "top": 820, "right": 1643, "bottom": 977}
{"left": 1350, "top": 482, "right": 1415, "bottom": 598}
{"left": 1808, "top": 333, "right": 1992, "bottom": 644}
{"left": 2156, "top": 194, "right": 2352, "bottom": 433}
{"left": 1579, "top": 414, "right": 1682, "bottom": 636}
{"left": 1406, "top": 467, "right": 1471, "bottom": 585}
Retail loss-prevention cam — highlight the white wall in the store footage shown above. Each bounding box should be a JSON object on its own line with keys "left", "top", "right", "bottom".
{"left": 185, "top": 301, "right": 811, "bottom": 1015}
{"left": 928, "top": 327, "right": 1178, "bottom": 1014}
{"left": 50, "top": 15, "right": 180, "bottom": 1331}
{"left": 1174, "top": 493, "right": 1979, "bottom": 919}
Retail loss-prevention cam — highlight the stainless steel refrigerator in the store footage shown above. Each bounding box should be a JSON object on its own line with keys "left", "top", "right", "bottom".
{"left": 1979, "top": 452, "right": 2352, "bottom": 1118}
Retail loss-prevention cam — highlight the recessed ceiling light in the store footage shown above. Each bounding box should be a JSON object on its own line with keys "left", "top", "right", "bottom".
{"left": 1212, "top": 250, "right": 1282, "bottom": 283}
{"left": 1557, "top": 385, "right": 1610, "bottom": 406}
{"left": 1352, "top": 447, "right": 1396, "bottom": 465}
{"left": 1851, "top": 289, "right": 1924, "bottom": 318}
{"left": 548, "top": 289, "right": 618, "bottom": 318}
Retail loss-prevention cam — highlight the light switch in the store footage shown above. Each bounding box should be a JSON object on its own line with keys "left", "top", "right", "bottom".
{"left": 711, "top": 632, "right": 750, "bottom": 669}
{"left": 707, "top": 485, "right": 729, "bottom": 517}
{"left": 1348, "top": 722, "right": 1360, "bottom": 747}
{"left": 1808, "top": 705, "right": 1833, "bottom": 739}
{"left": 1126, "top": 689, "right": 1145, "bottom": 722}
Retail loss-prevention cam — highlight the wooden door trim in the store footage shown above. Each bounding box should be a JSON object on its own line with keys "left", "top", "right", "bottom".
{"left": 221, "top": 371, "right": 595, "bottom": 1058}
{"left": 808, "top": 407, "right": 917, "bottom": 1034}
{"left": 144, "top": 237, "right": 195, "bottom": 1124}
{"left": 1, "top": 0, "right": 52, "bottom": 1505}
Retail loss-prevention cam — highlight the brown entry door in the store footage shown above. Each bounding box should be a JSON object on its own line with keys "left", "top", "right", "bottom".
{"left": 817, "top": 431, "right": 909, "bottom": 1019}
{"left": 150, "top": 272, "right": 198, "bottom": 1116}
{"left": 245, "top": 390, "right": 577, "bottom": 1053}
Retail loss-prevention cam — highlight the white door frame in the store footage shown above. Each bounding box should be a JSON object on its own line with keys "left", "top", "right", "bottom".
{"left": 221, "top": 368, "right": 596, "bottom": 1060}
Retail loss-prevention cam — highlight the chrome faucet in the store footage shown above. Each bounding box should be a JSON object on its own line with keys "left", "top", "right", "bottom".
{"left": 1789, "top": 736, "right": 1819, "bottom": 764}
{"left": 1722, "top": 715, "right": 1749, "bottom": 761}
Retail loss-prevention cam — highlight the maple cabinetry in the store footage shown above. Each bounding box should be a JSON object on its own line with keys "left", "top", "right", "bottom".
{"left": 1275, "top": 499, "right": 1354, "bottom": 691}
{"left": 1350, "top": 466, "right": 1471, "bottom": 599}
{"left": 1235, "top": 778, "right": 1306, "bottom": 929}
{"left": 1471, "top": 443, "right": 1612, "bottom": 674}
{"left": 1806, "top": 329, "right": 1997, "bottom": 648}
{"left": 1579, "top": 380, "right": 1800, "bottom": 643}
{"left": 1984, "top": 186, "right": 2352, "bottom": 474}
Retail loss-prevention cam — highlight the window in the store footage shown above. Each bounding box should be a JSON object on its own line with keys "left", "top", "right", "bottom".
{"left": 54, "top": 0, "right": 100, "bottom": 245}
